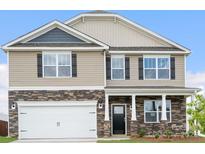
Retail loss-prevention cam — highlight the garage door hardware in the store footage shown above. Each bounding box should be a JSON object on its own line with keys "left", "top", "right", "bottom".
{"left": 20, "top": 130, "right": 27, "bottom": 132}
{"left": 20, "top": 112, "right": 27, "bottom": 115}
{"left": 56, "top": 122, "right": 61, "bottom": 127}
{"left": 89, "top": 112, "right": 96, "bottom": 114}
{"left": 89, "top": 129, "right": 96, "bottom": 131}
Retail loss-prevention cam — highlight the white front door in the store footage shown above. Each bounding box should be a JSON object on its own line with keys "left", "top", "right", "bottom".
{"left": 18, "top": 102, "right": 97, "bottom": 139}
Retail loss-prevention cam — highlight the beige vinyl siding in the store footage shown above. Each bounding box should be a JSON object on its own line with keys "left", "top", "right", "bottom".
{"left": 71, "top": 16, "right": 173, "bottom": 47}
{"left": 107, "top": 55, "right": 185, "bottom": 87}
{"left": 9, "top": 51, "right": 104, "bottom": 86}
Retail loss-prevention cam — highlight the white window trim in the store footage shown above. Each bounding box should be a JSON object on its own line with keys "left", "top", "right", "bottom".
{"left": 144, "top": 100, "right": 172, "bottom": 123}
{"left": 143, "top": 55, "right": 171, "bottom": 80}
{"left": 111, "top": 55, "right": 125, "bottom": 80}
{"left": 42, "top": 51, "right": 72, "bottom": 78}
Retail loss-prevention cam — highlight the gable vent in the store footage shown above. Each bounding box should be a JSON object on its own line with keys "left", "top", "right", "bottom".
{"left": 29, "top": 28, "right": 85, "bottom": 43}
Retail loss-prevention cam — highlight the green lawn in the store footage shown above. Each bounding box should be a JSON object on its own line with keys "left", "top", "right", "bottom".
{"left": 0, "top": 136, "right": 16, "bottom": 143}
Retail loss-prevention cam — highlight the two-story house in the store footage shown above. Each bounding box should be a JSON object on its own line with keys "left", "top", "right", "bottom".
{"left": 2, "top": 11, "right": 199, "bottom": 139}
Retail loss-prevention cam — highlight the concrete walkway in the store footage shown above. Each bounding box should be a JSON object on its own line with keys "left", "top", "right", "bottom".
{"left": 99, "top": 136, "right": 130, "bottom": 141}
{"left": 13, "top": 136, "right": 130, "bottom": 143}
{"left": 13, "top": 138, "right": 97, "bottom": 143}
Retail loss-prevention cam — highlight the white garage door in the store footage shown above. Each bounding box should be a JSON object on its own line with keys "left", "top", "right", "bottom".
{"left": 18, "top": 101, "right": 97, "bottom": 139}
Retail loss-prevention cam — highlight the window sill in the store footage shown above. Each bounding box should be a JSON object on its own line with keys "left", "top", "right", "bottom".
{"left": 42, "top": 77, "right": 72, "bottom": 79}
{"left": 111, "top": 79, "right": 126, "bottom": 81}
{"left": 144, "top": 121, "right": 172, "bottom": 124}
{"left": 143, "top": 79, "right": 170, "bottom": 80}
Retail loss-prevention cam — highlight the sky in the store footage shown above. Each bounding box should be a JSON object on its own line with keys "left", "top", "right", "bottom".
{"left": 0, "top": 10, "right": 205, "bottom": 114}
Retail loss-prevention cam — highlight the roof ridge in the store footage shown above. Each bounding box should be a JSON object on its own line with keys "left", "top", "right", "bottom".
{"left": 82, "top": 10, "right": 114, "bottom": 14}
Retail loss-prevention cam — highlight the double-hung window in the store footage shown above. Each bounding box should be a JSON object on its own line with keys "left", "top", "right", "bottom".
{"left": 144, "top": 100, "right": 171, "bottom": 123}
{"left": 111, "top": 55, "right": 125, "bottom": 80}
{"left": 144, "top": 56, "right": 170, "bottom": 80}
{"left": 43, "top": 52, "right": 71, "bottom": 77}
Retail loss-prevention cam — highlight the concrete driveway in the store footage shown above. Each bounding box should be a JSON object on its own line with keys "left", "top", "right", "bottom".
{"left": 13, "top": 138, "right": 97, "bottom": 143}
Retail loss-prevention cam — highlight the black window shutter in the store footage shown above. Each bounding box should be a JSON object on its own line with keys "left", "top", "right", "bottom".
{"left": 37, "top": 54, "right": 42, "bottom": 78}
{"left": 72, "top": 53, "right": 77, "bottom": 77}
{"left": 106, "top": 57, "right": 111, "bottom": 80}
{"left": 125, "top": 57, "right": 130, "bottom": 80}
{"left": 171, "top": 57, "right": 175, "bottom": 80}
{"left": 138, "top": 57, "right": 143, "bottom": 80}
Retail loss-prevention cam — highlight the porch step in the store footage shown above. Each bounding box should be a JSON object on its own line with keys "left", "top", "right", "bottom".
{"left": 99, "top": 136, "right": 130, "bottom": 140}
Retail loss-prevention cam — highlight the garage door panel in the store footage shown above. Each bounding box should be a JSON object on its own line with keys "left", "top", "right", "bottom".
{"left": 19, "top": 104, "right": 97, "bottom": 139}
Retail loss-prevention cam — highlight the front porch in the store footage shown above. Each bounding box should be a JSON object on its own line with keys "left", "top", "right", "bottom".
{"left": 103, "top": 86, "right": 199, "bottom": 137}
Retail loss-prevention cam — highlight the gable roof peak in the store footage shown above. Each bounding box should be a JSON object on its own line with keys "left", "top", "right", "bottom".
{"left": 1, "top": 19, "right": 109, "bottom": 51}
{"left": 65, "top": 11, "right": 190, "bottom": 53}
{"left": 82, "top": 10, "right": 114, "bottom": 14}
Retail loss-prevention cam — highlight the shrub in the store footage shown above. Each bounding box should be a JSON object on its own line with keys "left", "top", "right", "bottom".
{"left": 154, "top": 132, "right": 160, "bottom": 139}
{"left": 164, "top": 130, "right": 173, "bottom": 139}
{"left": 137, "top": 128, "right": 146, "bottom": 137}
{"left": 187, "top": 130, "right": 195, "bottom": 137}
{"left": 182, "top": 132, "right": 188, "bottom": 138}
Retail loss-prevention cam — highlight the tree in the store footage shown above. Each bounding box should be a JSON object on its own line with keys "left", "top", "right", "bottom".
{"left": 187, "top": 95, "right": 205, "bottom": 136}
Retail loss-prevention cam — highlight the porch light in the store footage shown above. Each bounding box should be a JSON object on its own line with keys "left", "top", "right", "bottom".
{"left": 11, "top": 103, "right": 16, "bottom": 110}
{"left": 98, "top": 103, "right": 103, "bottom": 109}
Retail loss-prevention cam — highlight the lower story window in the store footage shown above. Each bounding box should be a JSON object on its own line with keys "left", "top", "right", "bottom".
{"left": 144, "top": 100, "right": 171, "bottom": 123}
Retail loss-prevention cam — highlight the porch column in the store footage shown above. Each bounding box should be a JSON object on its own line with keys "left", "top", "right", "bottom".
{"left": 161, "top": 94, "right": 167, "bottom": 121}
{"left": 104, "top": 94, "right": 109, "bottom": 121}
{"left": 131, "top": 95, "right": 137, "bottom": 121}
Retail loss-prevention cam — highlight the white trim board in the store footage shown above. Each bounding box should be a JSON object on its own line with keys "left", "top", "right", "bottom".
{"left": 9, "top": 86, "right": 105, "bottom": 91}
{"left": 17, "top": 101, "right": 97, "bottom": 107}
{"left": 65, "top": 13, "right": 190, "bottom": 53}
{"left": 2, "top": 20, "right": 109, "bottom": 51}
{"left": 109, "top": 51, "right": 190, "bottom": 55}
{"left": 2, "top": 47, "right": 107, "bottom": 51}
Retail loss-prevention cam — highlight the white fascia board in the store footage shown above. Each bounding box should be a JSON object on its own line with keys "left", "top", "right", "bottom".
{"left": 65, "top": 13, "right": 190, "bottom": 52}
{"left": 22, "top": 24, "right": 90, "bottom": 43}
{"left": 105, "top": 87, "right": 199, "bottom": 95}
{"left": 2, "top": 47, "right": 107, "bottom": 51}
{"left": 9, "top": 86, "right": 104, "bottom": 91}
{"left": 109, "top": 51, "right": 190, "bottom": 55}
{"left": 106, "top": 93, "right": 194, "bottom": 96}
{"left": 17, "top": 101, "right": 97, "bottom": 107}
{"left": 2, "top": 20, "right": 109, "bottom": 50}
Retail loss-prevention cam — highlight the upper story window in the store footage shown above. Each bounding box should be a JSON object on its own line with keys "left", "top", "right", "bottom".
{"left": 144, "top": 56, "right": 170, "bottom": 80}
{"left": 144, "top": 100, "right": 171, "bottom": 123}
{"left": 43, "top": 52, "right": 72, "bottom": 78}
{"left": 111, "top": 55, "right": 125, "bottom": 80}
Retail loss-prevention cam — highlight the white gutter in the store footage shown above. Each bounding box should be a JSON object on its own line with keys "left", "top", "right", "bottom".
{"left": 109, "top": 50, "right": 190, "bottom": 55}
{"left": 2, "top": 46, "right": 108, "bottom": 52}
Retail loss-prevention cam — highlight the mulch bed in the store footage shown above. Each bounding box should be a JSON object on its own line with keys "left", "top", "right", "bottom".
{"left": 130, "top": 136, "right": 205, "bottom": 143}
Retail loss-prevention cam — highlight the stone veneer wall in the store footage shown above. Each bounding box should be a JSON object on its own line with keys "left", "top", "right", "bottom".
{"left": 107, "top": 96, "right": 186, "bottom": 136}
{"left": 8, "top": 90, "right": 105, "bottom": 138}
{"left": 9, "top": 90, "right": 186, "bottom": 138}
{"left": 135, "top": 96, "right": 186, "bottom": 135}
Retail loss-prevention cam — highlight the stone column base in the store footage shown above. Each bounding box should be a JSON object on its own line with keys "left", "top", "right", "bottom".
{"left": 160, "top": 120, "right": 168, "bottom": 133}
{"left": 104, "top": 121, "right": 111, "bottom": 137}
{"left": 130, "top": 120, "right": 138, "bottom": 137}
